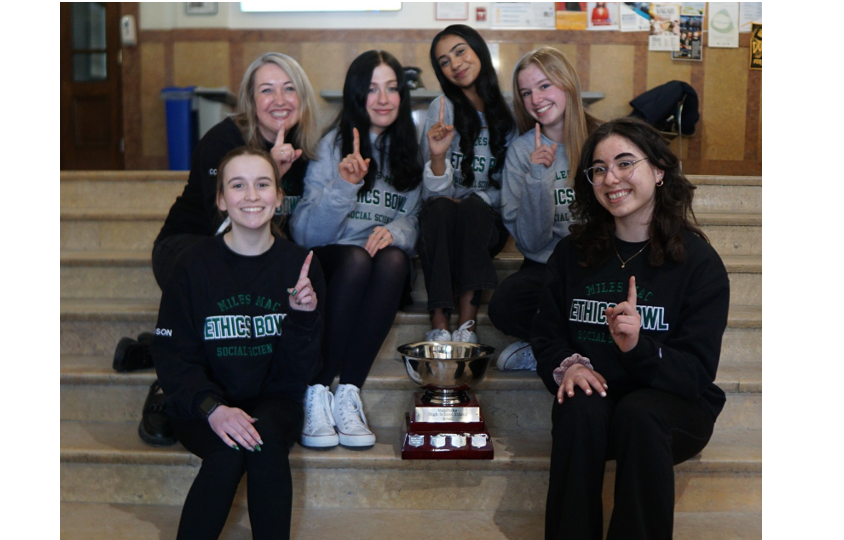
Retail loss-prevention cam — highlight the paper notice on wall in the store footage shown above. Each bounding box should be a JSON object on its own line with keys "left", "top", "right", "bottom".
{"left": 556, "top": 2, "right": 588, "bottom": 30}
{"left": 708, "top": 2, "right": 739, "bottom": 48}
{"left": 620, "top": 2, "right": 650, "bottom": 32}
{"left": 739, "top": 2, "right": 762, "bottom": 32}
{"left": 672, "top": 3, "right": 705, "bottom": 61}
{"left": 587, "top": 3, "right": 619, "bottom": 31}
{"left": 492, "top": 2, "right": 556, "bottom": 28}
{"left": 649, "top": 3, "right": 681, "bottom": 51}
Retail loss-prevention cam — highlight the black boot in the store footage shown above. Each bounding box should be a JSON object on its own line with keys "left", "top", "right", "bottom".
{"left": 113, "top": 337, "right": 154, "bottom": 372}
{"left": 138, "top": 380, "right": 177, "bottom": 446}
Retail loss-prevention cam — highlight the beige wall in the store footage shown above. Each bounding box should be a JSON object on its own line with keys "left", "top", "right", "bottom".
{"left": 122, "top": 6, "right": 761, "bottom": 176}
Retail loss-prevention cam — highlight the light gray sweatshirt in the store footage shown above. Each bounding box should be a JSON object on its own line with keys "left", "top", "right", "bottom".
{"left": 290, "top": 128, "right": 422, "bottom": 255}
{"left": 419, "top": 95, "right": 514, "bottom": 209}
{"left": 500, "top": 129, "right": 575, "bottom": 264}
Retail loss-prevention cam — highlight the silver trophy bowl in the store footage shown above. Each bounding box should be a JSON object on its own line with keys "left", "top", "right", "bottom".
{"left": 397, "top": 341, "right": 495, "bottom": 405}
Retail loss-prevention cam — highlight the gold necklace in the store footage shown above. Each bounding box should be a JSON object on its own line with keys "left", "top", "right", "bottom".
{"left": 614, "top": 240, "right": 650, "bottom": 268}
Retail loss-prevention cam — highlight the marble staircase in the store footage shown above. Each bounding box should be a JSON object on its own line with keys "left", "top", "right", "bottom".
{"left": 60, "top": 171, "right": 762, "bottom": 539}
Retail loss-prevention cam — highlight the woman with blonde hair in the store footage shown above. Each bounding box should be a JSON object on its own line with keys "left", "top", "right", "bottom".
{"left": 490, "top": 46, "right": 600, "bottom": 370}
{"left": 115, "top": 52, "right": 321, "bottom": 448}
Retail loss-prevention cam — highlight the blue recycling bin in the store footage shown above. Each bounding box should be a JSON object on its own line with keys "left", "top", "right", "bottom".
{"left": 160, "top": 86, "right": 197, "bottom": 170}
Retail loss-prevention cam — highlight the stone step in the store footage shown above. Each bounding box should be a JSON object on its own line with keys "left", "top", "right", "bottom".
{"left": 60, "top": 502, "right": 761, "bottom": 540}
{"left": 60, "top": 209, "right": 763, "bottom": 256}
{"left": 60, "top": 350, "right": 761, "bottom": 432}
{"left": 61, "top": 420, "right": 761, "bottom": 514}
{"left": 60, "top": 171, "right": 760, "bottom": 213}
{"left": 60, "top": 299, "right": 762, "bottom": 367}
{"left": 60, "top": 250, "right": 762, "bottom": 307}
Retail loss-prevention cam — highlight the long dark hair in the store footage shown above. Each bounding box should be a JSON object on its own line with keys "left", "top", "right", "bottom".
{"left": 569, "top": 117, "right": 707, "bottom": 266}
{"left": 429, "top": 25, "right": 515, "bottom": 188}
{"left": 331, "top": 50, "right": 422, "bottom": 194}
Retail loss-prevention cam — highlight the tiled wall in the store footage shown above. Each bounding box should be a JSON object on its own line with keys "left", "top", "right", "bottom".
{"left": 121, "top": 6, "right": 761, "bottom": 176}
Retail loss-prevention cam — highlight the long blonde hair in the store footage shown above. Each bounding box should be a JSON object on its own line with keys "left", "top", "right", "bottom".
{"left": 233, "top": 53, "right": 319, "bottom": 161}
{"left": 512, "top": 47, "right": 601, "bottom": 183}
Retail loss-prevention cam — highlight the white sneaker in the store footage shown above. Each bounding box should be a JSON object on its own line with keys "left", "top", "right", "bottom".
{"left": 301, "top": 384, "right": 339, "bottom": 449}
{"left": 425, "top": 328, "right": 451, "bottom": 341}
{"left": 451, "top": 320, "right": 478, "bottom": 343}
{"left": 497, "top": 340, "right": 537, "bottom": 371}
{"left": 333, "top": 384, "right": 376, "bottom": 449}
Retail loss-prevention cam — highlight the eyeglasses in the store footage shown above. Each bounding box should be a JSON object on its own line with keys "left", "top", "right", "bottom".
{"left": 584, "top": 158, "right": 648, "bottom": 186}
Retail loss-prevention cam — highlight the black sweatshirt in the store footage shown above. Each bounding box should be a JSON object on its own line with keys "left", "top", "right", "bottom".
{"left": 531, "top": 231, "right": 730, "bottom": 419}
{"left": 152, "top": 235, "right": 325, "bottom": 420}
{"left": 155, "top": 117, "right": 308, "bottom": 242}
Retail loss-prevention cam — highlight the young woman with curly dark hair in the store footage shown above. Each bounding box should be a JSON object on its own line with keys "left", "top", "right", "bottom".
{"left": 532, "top": 117, "right": 730, "bottom": 540}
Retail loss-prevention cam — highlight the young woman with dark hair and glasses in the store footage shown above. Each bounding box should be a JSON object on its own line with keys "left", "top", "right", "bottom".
{"left": 532, "top": 117, "right": 730, "bottom": 540}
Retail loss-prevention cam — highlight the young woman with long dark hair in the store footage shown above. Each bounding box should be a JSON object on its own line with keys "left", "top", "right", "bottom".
{"left": 417, "top": 24, "right": 517, "bottom": 344}
{"left": 532, "top": 117, "right": 730, "bottom": 540}
{"left": 290, "top": 50, "right": 423, "bottom": 450}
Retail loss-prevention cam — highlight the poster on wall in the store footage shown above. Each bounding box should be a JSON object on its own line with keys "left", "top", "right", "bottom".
{"left": 436, "top": 2, "right": 468, "bottom": 21}
{"left": 739, "top": 2, "right": 762, "bottom": 32}
{"left": 492, "top": 2, "right": 556, "bottom": 28}
{"left": 556, "top": 2, "right": 588, "bottom": 30}
{"left": 749, "top": 23, "right": 761, "bottom": 70}
{"left": 648, "top": 3, "right": 681, "bottom": 51}
{"left": 620, "top": 2, "right": 650, "bottom": 32}
{"left": 587, "top": 2, "right": 619, "bottom": 31}
{"left": 672, "top": 3, "right": 704, "bottom": 61}
{"left": 708, "top": 2, "right": 739, "bottom": 48}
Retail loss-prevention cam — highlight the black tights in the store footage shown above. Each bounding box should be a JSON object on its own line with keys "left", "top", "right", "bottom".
{"left": 170, "top": 395, "right": 303, "bottom": 540}
{"left": 311, "top": 244, "right": 408, "bottom": 388}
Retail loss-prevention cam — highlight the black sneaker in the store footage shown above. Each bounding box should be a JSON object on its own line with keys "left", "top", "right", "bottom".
{"left": 138, "top": 380, "right": 177, "bottom": 446}
{"left": 113, "top": 337, "right": 154, "bottom": 372}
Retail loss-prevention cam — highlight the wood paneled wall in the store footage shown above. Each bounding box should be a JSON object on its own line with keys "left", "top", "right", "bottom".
{"left": 120, "top": 5, "right": 761, "bottom": 175}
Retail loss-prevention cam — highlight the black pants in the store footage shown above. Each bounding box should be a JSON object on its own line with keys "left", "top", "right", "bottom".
{"left": 170, "top": 395, "right": 303, "bottom": 540}
{"left": 488, "top": 258, "right": 546, "bottom": 341}
{"left": 546, "top": 387, "right": 715, "bottom": 540}
{"left": 310, "top": 244, "right": 408, "bottom": 388}
{"left": 152, "top": 233, "right": 207, "bottom": 289}
{"left": 417, "top": 195, "right": 508, "bottom": 313}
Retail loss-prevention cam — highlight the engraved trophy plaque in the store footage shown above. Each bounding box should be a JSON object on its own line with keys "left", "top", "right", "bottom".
{"left": 397, "top": 342, "right": 495, "bottom": 459}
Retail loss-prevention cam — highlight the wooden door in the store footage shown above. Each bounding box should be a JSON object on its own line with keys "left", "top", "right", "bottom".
{"left": 61, "top": 2, "right": 124, "bottom": 170}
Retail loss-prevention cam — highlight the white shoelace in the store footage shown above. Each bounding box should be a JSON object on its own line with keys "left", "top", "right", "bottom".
{"left": 338, "top": 386, "right": 369, "bottom": 429}
{"left": 452, "top": 320, "right": 476, "bottom": 342}
{"left": 518, "top": 348, "right": 536, "bottom": 370}
{"left": 308, "top": 386, "right": 336, "bottom": 430}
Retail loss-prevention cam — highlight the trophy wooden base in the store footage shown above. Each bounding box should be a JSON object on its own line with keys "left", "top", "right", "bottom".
{"left": 401, "top": 392, "right": 494, "bottom": 460}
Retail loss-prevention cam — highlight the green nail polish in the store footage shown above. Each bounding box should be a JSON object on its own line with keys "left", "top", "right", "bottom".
{"left": 289, "top": 288, "right": 298, "bottom": 296}
{"left": 255, "top": 444, "right": 262, "bottom": 452}
{"left": 232, "top": 444, "right": 240, "bottom": 451}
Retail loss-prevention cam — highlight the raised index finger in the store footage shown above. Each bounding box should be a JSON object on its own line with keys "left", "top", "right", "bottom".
{"left": 275, "top": 125, "right": 285, "bottom": 147}
{"left": 439, "top": 96, "right": 446, "bottom": 124}
{"left": 299, "top": 251, "right": 313, "bottom": 280}
{"left": 352, "top": 127, "right": 360, "bottom": 156}
{"left": 627, "top": 276, "right": 637, "bottom": 308}
{"left": 535, "top": 123, "right": 541, "bottom": 149}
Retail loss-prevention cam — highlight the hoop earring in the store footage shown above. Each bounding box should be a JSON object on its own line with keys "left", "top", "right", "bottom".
{"left": 656, "top": 178, "right": 664, "bottom": 187}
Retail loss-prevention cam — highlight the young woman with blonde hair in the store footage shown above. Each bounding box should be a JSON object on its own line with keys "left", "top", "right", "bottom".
{"left": 490, "top": 46, "right": 600, "bottom": 370}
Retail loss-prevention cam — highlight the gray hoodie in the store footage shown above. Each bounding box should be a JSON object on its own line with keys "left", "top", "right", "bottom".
{"left": 290, "top": 128, "right": 422, "bottom": 255}
{"left": 419, "top": 95, "right": 515, "bottom": 209}
{"left": 500, "top": 129, "right": 575, "bottom": 264}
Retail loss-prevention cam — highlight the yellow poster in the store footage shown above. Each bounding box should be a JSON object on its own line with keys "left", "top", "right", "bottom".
{"left": 749, "top": 23, "right": 762, "bottom": 70}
